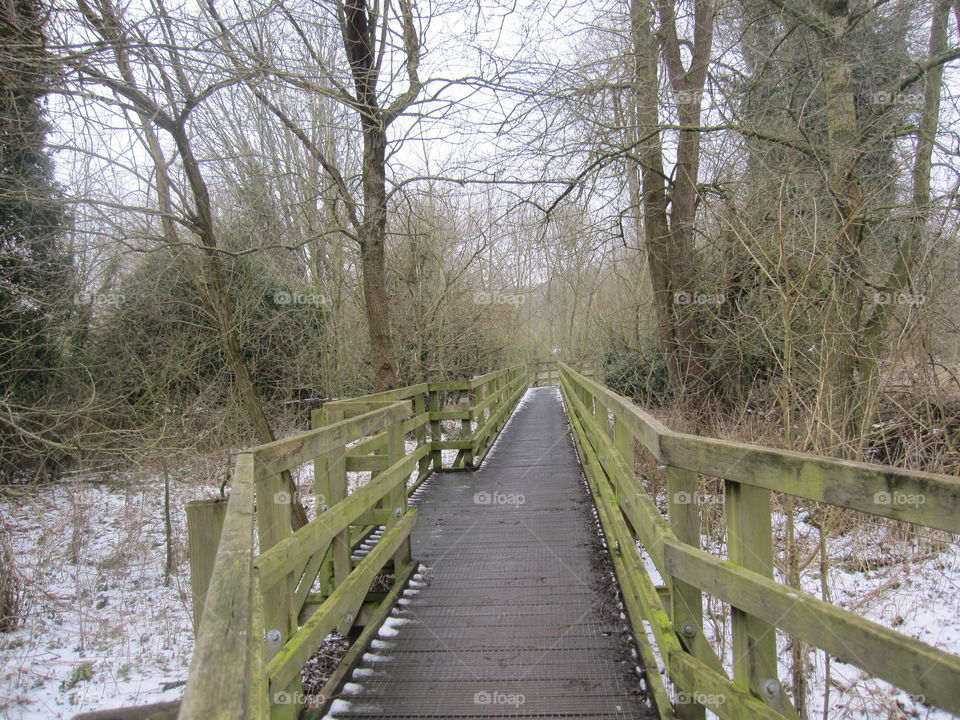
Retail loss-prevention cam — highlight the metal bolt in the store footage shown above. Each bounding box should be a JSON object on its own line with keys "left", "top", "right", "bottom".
{"left": 344, "top": 613, "right": 354, "bottom": 625}
{"left": 319, "top": 503, "right": 329, "bottom": 513}
{"left": 680, "top": 621, "right": 697, "bottom": 639}
{"left": 763, "top": 678, "right": 779, "bottom": 698}
{"left": 600, "top": 455, "right": 606, "bottom": 462}
{"left": 266, "top": 629, "right": 282, "bottom": 644}
{"left": 394, "top": 507, "right": 403, "bottom": 518}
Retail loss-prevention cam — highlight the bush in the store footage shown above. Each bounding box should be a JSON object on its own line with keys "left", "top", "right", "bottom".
{"left": 601, "top": 345, "right": 672, "bottom": 407}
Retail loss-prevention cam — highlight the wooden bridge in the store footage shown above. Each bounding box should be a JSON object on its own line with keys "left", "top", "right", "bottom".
{"left": 83, "top": 363, "right": 960, "bottom": 719}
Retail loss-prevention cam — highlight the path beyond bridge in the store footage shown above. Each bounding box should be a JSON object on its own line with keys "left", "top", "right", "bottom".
{"left": 331, "top": 387, "right": 653, "bottom": 719}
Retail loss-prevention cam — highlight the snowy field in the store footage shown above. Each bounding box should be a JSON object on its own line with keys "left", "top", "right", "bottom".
{"left": 0, "top": 467, "right": 217, "bottom": 718}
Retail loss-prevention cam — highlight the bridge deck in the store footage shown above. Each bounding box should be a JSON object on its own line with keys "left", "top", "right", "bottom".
{"left": 330, "top": 387, "right": 654, "bottom": 719}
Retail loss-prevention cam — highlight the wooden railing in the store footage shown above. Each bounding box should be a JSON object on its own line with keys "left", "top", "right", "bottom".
{"left": 178, "top": 366, "right": 528, "bottom": 720}
{"left": 558, "top": 362, "right": 960, "bottom": 720}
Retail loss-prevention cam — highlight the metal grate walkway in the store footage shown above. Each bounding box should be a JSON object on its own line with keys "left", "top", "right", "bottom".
{"left": 330, "top": 387, "right": 655, "bottom": 719}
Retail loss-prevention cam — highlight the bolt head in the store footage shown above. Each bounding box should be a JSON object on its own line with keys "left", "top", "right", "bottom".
{"left": 680, "top": 621, "right": 697, "bottom": 638}
{"left": 266, "top": 629, "right": 282, "bottom": 644}
{"left": 763, "top": 678, "right": 779, "bottom": 697}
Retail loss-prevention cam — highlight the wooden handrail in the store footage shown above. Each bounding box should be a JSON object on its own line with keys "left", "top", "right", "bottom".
{"left": 557, "top": 361, "right": 960, "bottom": 719}
{"left": 178, "top": 367, "right": 530, "bottom": 719}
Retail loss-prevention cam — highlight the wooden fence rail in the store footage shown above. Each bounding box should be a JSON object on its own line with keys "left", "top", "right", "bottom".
{"left": 177, "top": 366, "right": 529, "bottom": 720}
{"left": 558, "top": 361, "right": 960, "bottom": 720}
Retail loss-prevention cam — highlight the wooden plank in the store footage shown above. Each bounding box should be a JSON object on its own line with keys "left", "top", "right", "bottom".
{"left": 473, "top": 374, "right": 527, "bottom": 465}
{"left": 429, "top": 388, "right": 442, "bottom": 471}
{"left": 429, "top": 410, "right": 472, "bottom": 421}
{"left": 663, "top": 537, "right": 960, "bottom": 716}
{"left": 666, "top": 467, "right": 707, "bottom": 720}
{"left": 265, "top": 511, "right": 418, "bottom": 691}
{"left": 185, "top": 499, "right": 228, "bottom": 632}
{"left": 574, "top": 413, "right": 677, "bottom": 720}
{"left": 254, "top": 404, "right": 410, "bottom": 481}
{"left": 305, "top": 562, "right": 418, "bottom": 719}
{"left": 559, "top": 363, "right": 671, "bottom": 461}
{"left": 661, "top": 433, "right": 960, "bottom": 534}
{"left": 559, "top": 373, "right": 671, "bottom": 574}
{"left": 323, "top": 383, "right": 429, "bottom": 407}
{"left": 724, "top": 481, "right": 796, "bottom": 716}
{"left": 562, "top": 376, "right": 727, "bottom": 677}
{"left": 669, "top": 652, "right": 789, "bottom": 720}
{"left": 255, "top": 450, "right": 419, "bottom": 591}
{"left": 345, "top": 455, "right": 388, "bottom": 472}
{"left": 179, "top": 454, "right": 257, "bottom": 719}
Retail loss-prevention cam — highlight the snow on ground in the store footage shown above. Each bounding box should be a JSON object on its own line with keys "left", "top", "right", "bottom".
{"left": 0, "top": 393, "right": 491, "bottom": 718}
{"left": 0, "top": 465, "right": 222, "bottom": 718}
{"left": 690, "top": 505, "right": 960, "bottom": 719}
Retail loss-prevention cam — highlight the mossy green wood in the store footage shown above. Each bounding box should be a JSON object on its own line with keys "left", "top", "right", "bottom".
{"left": 265, "top": 511, "right": 417, "bottom": 692}
{"left": 668, "top": 652, "right": 789, "bottom": 720}
{"left": 666, "top": 467, "right": 707, "bottom": 720}
{"left": 255, "top": 449, "right": 420, "bottom": 591}
{"left": 255, "top": 403, "right": 410, "bottom": 481}
{"left": 179, "top": 453, "right": 259, "bottom": 720}
{"left": 305, "top": 561, "right": 418, "bottom": 719}
{"left": 559, "top": 373, "right": 670, "bottom": 574}
{"left": 428, "top": 388, "right": 442, "bottom": 470}
{"left": 560, "top": 363, "right": 669, "bottom": 460}
{"left": 724, "top": 481, "right": 797, "bottom": 717}
{"left": 663, "top": 537, "right": 960, "bottom": 716}
{"left": 661, "top": 433, "right": 960, "bottom": 533}
{"left": 563, "top": 385, "right": 676, "bottom": 719}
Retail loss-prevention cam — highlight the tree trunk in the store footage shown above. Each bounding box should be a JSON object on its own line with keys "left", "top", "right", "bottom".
{"left": 359, "top": 127, "right": 398, "bottom": 390}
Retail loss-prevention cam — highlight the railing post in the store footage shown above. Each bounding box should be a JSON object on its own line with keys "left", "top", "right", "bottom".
{"left": 725, "top": 480, "right": 797, "bottom": 716}
{"left": 429, "top": 387, "right": 442, "bottom": 471}
{"left": 414, "top": 390, "right": 430, "bottom": 484}
{"left": 386, "top": 419, "right": 412, "bottom": 570}
{"left": 256, "top": 462, "right": 301, "bottom": 719}
{"left": 666, "top": 466, "right": 707, "bottom": 720}
{"left": 461, "top": 391, "right": 474, "bottom": 468}
{"left": 186, "top": 498, "right": 227, "bottom": 632}
{"left": 314, "top": 408, "right": 350, "bottom": 595}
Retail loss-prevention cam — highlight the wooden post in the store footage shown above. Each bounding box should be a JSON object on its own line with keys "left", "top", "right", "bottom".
{"left": 313, "top": 408, "right": 348, "bottom": 594}
{"left": 256, "top": 465, "right": 301, "bottom": 720}
{"left": 415, "top": 391, "right": 430, "bottom": 484}
{"left": 725, "top": 480, "right": 798, "bottom": 716}
{"left": 429, "top": 388, "right": 442, "bottom": 471}
{"left": 666, "top": 466, "right": 706, "bottom": 720}
{"left": 461, "top": 391, "right": 474, "bottom": 468}
{"left": 186, "top": 498, "right": 228, "bottom": 632}
{"left": 386, "top": 420, "right": 411, "bottom": 570}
